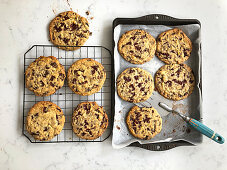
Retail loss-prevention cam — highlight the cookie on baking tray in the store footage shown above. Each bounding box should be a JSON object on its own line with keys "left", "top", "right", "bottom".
{"left": 26, "top": 101, "right": 65, "bottom": 141}
{"left": 67, "top": 58, "right": 106, "bottom": 96}
{"left": 72, "top": 102, "right": 108, "bottom": 140}
{"left": 156, "top": 28, "right": 192, "bottom": 64}
{"left": 155, "top": 63, "right": 195, "bottom": 101}
{"left": 118, "top": 29, "right": 156, "bottom": 64}
{"left": 116, "top": 67, "right": 154, "bottom": 103}
{"left": 49, "top": 11, "right": 90, "bottom": 50}
{"left": 126, "top": 106, "right": 162, "bottom": 140}
{"left": 25, "top": 56, "right": 66, "bottom": 96}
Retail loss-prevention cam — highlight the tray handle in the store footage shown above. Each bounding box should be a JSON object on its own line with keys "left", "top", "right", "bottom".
{"left": 134, "top": 14, "right": 178, "bottom": 21}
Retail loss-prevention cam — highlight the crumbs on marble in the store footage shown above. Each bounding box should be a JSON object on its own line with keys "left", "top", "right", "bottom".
{"left": 116, "top": 125, "right": 120, "bottom": 130}
{"left": 119, "top": 110, "right": 122, "bottom": 114}
{"left": 86, "top": 11, "right": 90, "bottom": 15}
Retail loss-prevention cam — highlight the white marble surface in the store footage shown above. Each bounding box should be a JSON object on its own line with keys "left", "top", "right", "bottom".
{"left": 0, "top": 0, "right": 227, "bottom": 169}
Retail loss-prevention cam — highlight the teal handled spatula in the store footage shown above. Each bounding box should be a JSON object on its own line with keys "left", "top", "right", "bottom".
{"left": 159, "top": 102, "right": 225, "bottom": 144}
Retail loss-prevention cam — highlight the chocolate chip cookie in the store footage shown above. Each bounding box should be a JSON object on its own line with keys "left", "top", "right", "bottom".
{"left": 118, "top": 29, "right": 156, "bottom": 64}
{"left": 72, "top": 102, "right": 108, "bottom": 140}
{"left": 26, "top": 101, "right": 65, "bottom": 141}
{"left": 25, "top": 56, "right": 66, "bottom": 96}
{"left": 156, "top": 28, "right": 192, "bottom": 64}
{"left": 49, "top": 11, "right": 90, "bottom": 50}
{"left": 126, "top": 106, "right": 162, "bottom": 140}
{"left": 117, "top": 67, "right": 154, "bottom": 103}
{"left": 155, "top": 63, "right": 195, "bottom": 101}
{"left": 67, "top": 58, "right": 106, "bottom": 96}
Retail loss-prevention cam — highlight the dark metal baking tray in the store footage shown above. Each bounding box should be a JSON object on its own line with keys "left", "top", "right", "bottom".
{"left": 112, "top": 14, "right": 202, "bottom": 151}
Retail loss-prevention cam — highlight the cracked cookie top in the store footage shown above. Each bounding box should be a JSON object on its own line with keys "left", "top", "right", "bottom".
{"left": 49, "top": 11, "right": 90, "bottom": 50}
{"left": 126, "top": 106, "right": 162, "bottom": 140}
{"left": 72, "top": 102, "right": 108, "bottom": 140}
{"left": 117, "top": 67, "right": 154, "bottom": 103}
{"left": 155, "top": 63, "right": 195, "bottom": 101}
{"left": 118, "top": 29, "right": 156, "bottom": 64}
{"left": 26, "top": 101, "right": 65, "bottom": 141}
{"left": 25, "top": 56, "right": 66, "bottom": 96}
{"left": 67, "top": 58, "right": 106, "bottom": 96}
{"left": 156, "top": 28, "right": 192, "bottom": 64}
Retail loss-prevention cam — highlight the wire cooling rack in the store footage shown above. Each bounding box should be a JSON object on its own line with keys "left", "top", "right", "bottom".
{"left": 23, "top": 45, "right": 113, "bottom": 143}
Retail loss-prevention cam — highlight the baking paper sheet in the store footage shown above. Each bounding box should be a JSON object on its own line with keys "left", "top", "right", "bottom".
{"left": 112, "top": 24, "right": 202, "bottom": 149}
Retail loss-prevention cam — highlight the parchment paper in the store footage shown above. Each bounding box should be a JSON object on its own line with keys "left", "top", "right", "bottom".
{"left": 112, "top": 24, "right": 202, "bottom": 149}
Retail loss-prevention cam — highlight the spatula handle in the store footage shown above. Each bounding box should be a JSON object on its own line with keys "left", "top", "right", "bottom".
{"left": 188, "top": 118, "right": 225, "bottom": 144}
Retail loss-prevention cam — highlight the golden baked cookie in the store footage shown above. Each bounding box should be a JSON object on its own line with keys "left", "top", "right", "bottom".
{"left": 26, "top": 101, "right": 65, "bottom": 141}
{"left": 117, "top": 67, "right": 154, "bottom": 103}
{"left": 156, "top": 28, "right": 192, "bottom": 64}
{"left": 72, "top": 102, "right": 108, "bottom": 140}
{"left": 155, "top": 63, "right": 195, "bottom": 101}
{"left": 118, "top": 29, "right": 156, "bottom": 64}
{"left": 126, "top": 106, "right": 162, "bottom": 140}
{"left": 67, "top": 58, "right": 106, "bottom": 96}
{"left": 49, "top": 11, "right": 90, "bottom": 50}
{"left": 25, "top": 56, "right": 66, "bottom": 96}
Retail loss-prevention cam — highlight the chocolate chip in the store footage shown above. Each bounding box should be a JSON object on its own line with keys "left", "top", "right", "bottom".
{"left": 54, "top": 25, "right": 62, "bottom": 32}
{"left": 135, "top": 45, "right": 141, "bottom": 51}
{"left": 125, "top": 42, "right": 131, "bottom": 46}
{"left": 123, "top": 76, "right": 131, "bottom": 82}
{"left": 40, "top": 80, "right": 45, "bottom": 87}
{"left": 43, "top": 70, "right": 49, "bottom": 77}
{"left": 135, "top": 55, "right": 141, "bottom": 58}
{"left": 44, "top": 127, "right": 48, "bottom": 131}
{"left": 43, "top": 107, "right": 48, "bottom": 113}
{"left": 72, "top": 78, "right": 77, "bottom": 84}
{"left": 134, "top": 76, "right": 139, "bottom": 80}
{"left": 84, "top": 120, "right": 89, "bottom": 125}
{"left": 144, "top": 115, "right": 151, "bottom": 123}
{"left": 131, "top": 36, "right": 136, "bottom": 40}
{"left": 166, "top": 80, "right": 172, "bottom": 87}
{"left": 138, "top": 83, "right": 142, "bottom": 87}
{"left": 129, "top": 84, "right": 135, "bottom": 91}
{"left": 83, "top": 104, "right": 91, "bottom": 112}
{"left": 63, "top": 38, "right": 70, "bottom": 44}
{"left": 34, "top": 113, "right": 38, "bottom": 117}
{"left": 189, "top": 79, "right": 194, "bottom": 83}
{"left": 50, "top": 76, "right": 55, "bottom": 81}
{"left": 95, "top": 114, "right": 99, "bottom": 119}
{"left": 57, "top": 108, "right": 61, "bottom": 112}
{"left": 140, "top": 87, "right": 145, "bottom": 91}
{"left": 81, "top": 132, "right": 86, "bottom": 136}
{"left": 46, "top": 66, "right": 50, "bottom": 69}
{"left": 71, "top": 23, "right": 79, "bottom": 31}
{"left": 64, "top": 15, "right": 70, "bottom": 20}
{"left": 50, "top": 82, "right": 55, "bottom": 87}
{"left": 50, "top": 62, "right": 58, "bottom": 68}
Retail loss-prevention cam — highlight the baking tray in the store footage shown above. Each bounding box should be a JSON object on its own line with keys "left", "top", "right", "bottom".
{"left": 22, "top": 45, "right": 114, "bottom": 143}
{"left": 112, "top": 14, "right": 202, "bottom": 151}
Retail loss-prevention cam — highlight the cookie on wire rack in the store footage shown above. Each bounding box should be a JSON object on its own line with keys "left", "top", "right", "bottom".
{"left": 26, "top": 101, "right": 65, "bottom": 141}
{"left": 67, "top": 58, "right": 106, "bottom": 96}
{"left": 25, "top": 56, "right": 66, "bottom": 96}
{"left": 72, "top": 102, "right": 108, "bottom": 140}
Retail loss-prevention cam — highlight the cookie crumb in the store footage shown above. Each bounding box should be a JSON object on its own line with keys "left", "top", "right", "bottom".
{"left": 86, "top": 11, "right": 90, "bottom": 15}
{"left": 89, "top": 32, "right": 92, "bottom": 36}
{"left": 116, "top": 125, "right": 120, "bottom": 130}
{"left": 90, "top": 17, "right": 94, "bottom": 20}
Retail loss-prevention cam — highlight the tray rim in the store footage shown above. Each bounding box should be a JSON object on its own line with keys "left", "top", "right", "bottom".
{"left": 112, "top": 14, "right": 203, "bottom": 151}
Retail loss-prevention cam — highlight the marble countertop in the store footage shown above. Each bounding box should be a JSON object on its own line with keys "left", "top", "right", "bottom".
{"left": 0, "top": 0, "right": 227, "bottom": 169}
